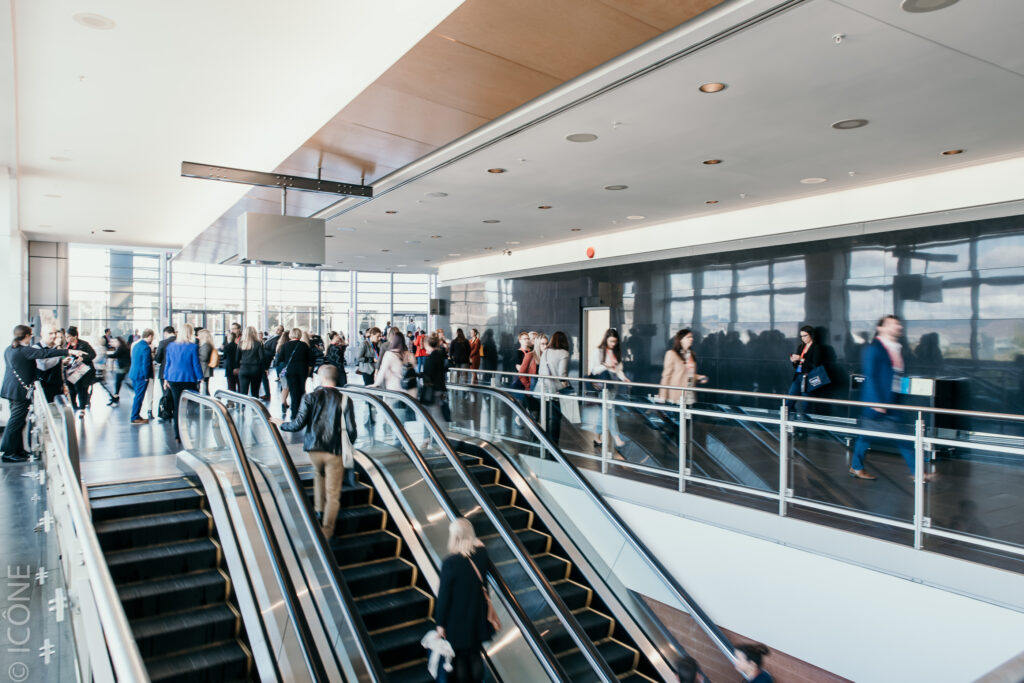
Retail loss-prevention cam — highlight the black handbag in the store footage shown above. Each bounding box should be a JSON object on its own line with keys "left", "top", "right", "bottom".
{"left": 158, "top": 391, "right": 174, "bottom": 420}
{"left": 400, "top": 363, "right": 418, "bottom": 390}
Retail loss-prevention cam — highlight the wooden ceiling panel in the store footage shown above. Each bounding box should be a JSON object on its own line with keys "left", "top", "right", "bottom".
{"left": 596, "top": 0, "right": 727, "bottom": 32}
{"left": 339, "top": 84, "right": 489, "bottom": 147}
{"left": 375, "top": 33, "right": 562, "bottom": 120}
{"left": 308, "top": 120, "right": 435, "bottom": 183}
{"left": 436, "top": 0, "right": 661, "bottom": 81}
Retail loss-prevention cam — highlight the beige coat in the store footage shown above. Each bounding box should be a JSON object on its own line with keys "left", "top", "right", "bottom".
{"left": 658, "top": 349, "right": 697, "bottom": 404}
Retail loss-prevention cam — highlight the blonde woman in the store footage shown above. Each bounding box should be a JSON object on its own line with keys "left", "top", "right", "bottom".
{"left": 235, "top": 326, "right": 265, "bottom": 398}
{"left": 435, "top": 518, "right": 493, "bottom": 683}
{"left": 162, "top": 323, "right": 203, "bottom": 442}
{"left": 197, "top": 328, "right": 216, "bottom": 395}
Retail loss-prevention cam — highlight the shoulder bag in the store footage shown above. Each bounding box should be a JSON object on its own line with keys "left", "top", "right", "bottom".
{"left": 467, "top": 555, "right": 501, "bottom": 639}
{"left": 11, "top": 363, "right": 34, "bottom": 402}
{"left": 401, "top": 358, "right": 419, "bottom": 390}
{"left": 805, "top": 365, "right": 831, "bottom": 392}
{"left": 65, "top": 358, "right": 90, "bottom": 385}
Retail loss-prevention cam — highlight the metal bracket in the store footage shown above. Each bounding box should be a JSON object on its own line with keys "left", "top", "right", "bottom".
{"left": 181, "top": 161, "right": 373, "bottom": 198}
{"left": 785, "top": 488, "right": 794, "bottom": 497}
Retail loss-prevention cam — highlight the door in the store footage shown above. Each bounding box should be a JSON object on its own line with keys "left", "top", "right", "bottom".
{"left": 582, "top": 307, "right": 610, "bottom": 375}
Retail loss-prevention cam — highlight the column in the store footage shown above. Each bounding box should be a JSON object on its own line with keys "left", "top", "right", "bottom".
{"left": 27, "top": 241, "right": 70, "bottom": 329}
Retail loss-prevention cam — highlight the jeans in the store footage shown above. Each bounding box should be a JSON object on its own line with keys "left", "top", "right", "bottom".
{"left": 416, "top": 356, "right": 426, "bottom": 373}
{"left": 852, "top": 412, "right": 916, "bottom": 473}
{"left": 594, "top": 386, "right": 622, "bottom": 443}
{"left": 785, "top": 374, "right": 808, "bottom": 418}
{"left": 113, "top": 371, "right": 126, "bottom": 396}
{"left": 131, "top": 379, "right": 149, "bottom": 421}
{"left": 1, "top": 399, "right": 30, "bottom": 455}
{"left": 309, "top": 449, "right": 346, "bottom": 538}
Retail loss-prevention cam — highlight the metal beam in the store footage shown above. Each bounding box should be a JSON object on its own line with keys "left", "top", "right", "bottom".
{"left": 181, "top": 161, "right": 373, "bottom": 198}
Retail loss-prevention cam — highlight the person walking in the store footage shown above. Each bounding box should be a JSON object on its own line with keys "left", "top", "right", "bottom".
{"left": 538, "top": 331, "right": 571, "bottom": 443}
{"left": 2, "top": 325, "right": 80, "bottom": 462}
{"left": 419, "top": 333, "right": 449, "bottom": 428}
{"left": 153, "top": 326, "right": 176, "bottom": 421}
{"left": 591, "top": 328, "right": 629, "bottom": 452}
{"left": 162, "top": 323, "right": 204, "bottom": 442}
{"left": 371, "top": 332, "right": 417, "bottom": 398}
{"left": 223, "top": 331, "right": 239, "bottom": 393}
{"left": 34, "top": 324, "right": 68, "bottom": 403}
{"left": 105, "top": 336, "right": 130, "bottom": 406}
{"left": 235, "top": 326, "right": 266, "bottom": 398}
{"left": 413, "top": 329, "right": 429, "bottom": 374}
{"left": 786, "top": 325, "right": 824, "bottom": 421}
{"left": 659, "top": 329, "right": 707, "bottom": 406}
{"left": 324, "top": 332, "right": 348, "bottom": 386}
{"left": 510, "top": 331, "right": 533, "bottom": 394}
{"left": 65, "top": 326, "right": 97, "bottom": 418}
{"left": 129, "top": 329, "right": 154, "bottom": 424}
{"left": 197, "top": 328, "right": 216, "bottom": 395}
{"left": 449, "top": 328, "right": 471, "bottom": 374}
{"left": 277, "top": 328, "right": 312, "bottom": 420}
{"left": 734, "top": 643, "right": 774, "bottom": 683}
{"left": 356, "top": 327, "right": 382, "bottom": 386}
{"left": 849, "top": 315, "right": 933, "bottom": 481}
{"left": 435, "top": 518, "right": 496, "bottom": 683}
{"left": 468, "top": 328, "right": 481, "bottom": 382}
{"left": 262, "top": 324, "right": 284, "bottom": 400}
{"left": 273, "top": 365, "right": 356, "bottom": 538}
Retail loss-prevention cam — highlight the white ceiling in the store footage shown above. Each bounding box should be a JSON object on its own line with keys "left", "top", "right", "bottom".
{"left": 312, "top": 0, "right": 1024, "bottom": 273}
{"left": 11, "top": 0, "right": 463, "bottom": 247}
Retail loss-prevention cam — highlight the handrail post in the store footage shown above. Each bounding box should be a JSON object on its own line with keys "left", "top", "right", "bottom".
{"left": 678, "top": 395, "right": 688, "bottom": 493}
{"left": 601, "top": 386, "right": 610, "bottom": 473}
{"left": 779, "top": 402, "right": 789, "bottom": 517}
{"left": 914, "top": 411, "right": 925, "bottom": 550}
{"left": 539, "top": 388, "right": 547, "bottom": 431}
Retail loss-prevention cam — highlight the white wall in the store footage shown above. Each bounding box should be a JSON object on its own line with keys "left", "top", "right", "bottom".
{"left": 538, "top": 477, "right": 1024, "bottom": 683}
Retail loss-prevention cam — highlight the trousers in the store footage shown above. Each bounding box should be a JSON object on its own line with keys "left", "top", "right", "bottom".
{"left": 1, "top": 399, "right": 30, "bottom": 455}
{"left": 309, "top": 450, "right": 345, "bottom": 538}
{"left": 852, "top": 413, "right": 916, "bottom": 473}
{"left": 168, "top": 381, "right": 198, "bottom": 440}
{"left": 131, "top": 379, "right": 149, "bottom": 421}
{"left": 450, "top": 647, "right": 484, "bottom": 683}
{"left": 239, "top": 372, "right": 262, "bottom": 398}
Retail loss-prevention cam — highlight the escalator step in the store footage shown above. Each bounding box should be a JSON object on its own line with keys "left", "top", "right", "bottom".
{"left": 620, "top": 672, "right": 659, "bottom": 683}
{"left": 498, "top": 505, "right": 533, "bottom": 530}
{"left": 145, "top": 640, "right": 250, "bottom": 683}
{"left": 468, "top": 465, "right": 500, "bottom": 485}
{"left": 480, "top": 483, "right": 516, "bottom": 507}
{"left": 91, "top": 488, "right": 204, "bottom": 522}
{"left": 533, "top": 553, "right": 571, "bottom": 582}
{"left": 299, "top": 478, "right": 374, "bottom": 508}
{"left": 424, "top": 452, "right": 482, "bottom": 466}
{"left": 540, "top": 608, "right": 614, "bottom": 654}
{"left": 341, "top": 558, "right": 416, "bottom": 597}
{"left": 552, "top": 579, "right": 592, "bottom": 611}
{"left": 119, "top": 570, "right": 227, "bottom": 619}
{"left": 358, "top": 587, "right": 432, "bottom": 632}
{"left": 331, "top": 530, "right": 400, "bottom": 565}
{"left": 88, "top": 477, "right": 194, "bottom": 500}
{"left": 385, "top": 658, "right": 436, "bottom": 683}
{"left": 95, "top": 509, "right": 211, "bottom": 552}
{"left": 369, "top": 620, "right": 436, "bottom": 670}
{"left": 106, "top": 539, "right": 219, "bottom": 584}
{"left": 516, "top": 528, "right": 550, "bottom": 555}
{"left": 332, "top": 505, "right": 386, "bottom": 536}
{"left": 558, "top": 639, "right": 639, "bottom": 677}
{"left": 132, "top": 604, "right": 239, "bottom": 658}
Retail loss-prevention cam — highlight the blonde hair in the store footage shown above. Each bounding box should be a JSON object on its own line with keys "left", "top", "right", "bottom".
{"left": 447, "top": 518, "right": 483, "bottom": 557}
{"left": 534, "top": 334, "right": 548, "bottom": 362}
{"left": 290, "top": 327, "right": 302, "bottom": 340}
{"left": 197, "top": 329, "right": 214, "bottom": 347}
{"left": 240, "top": 326, "right": 260, "bottom": 351}
{"left": 300, "top": 330, "right": 311, "bottom": 346}
{"left": 180, "top": 323, "right": 196, "bottom": 344}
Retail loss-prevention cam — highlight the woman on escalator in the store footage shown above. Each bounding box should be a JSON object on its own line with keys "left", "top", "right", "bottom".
{"left": 435, "top": 518, "right": 496, "bottom": 683}
{"left": 734, "top": 642, "right": 774, "bottom": 683}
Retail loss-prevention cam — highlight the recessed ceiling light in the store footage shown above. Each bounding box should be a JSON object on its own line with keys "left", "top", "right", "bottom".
{"left": 101, "top": 229, "right": 116, "bottom": 233}
{"left": 44, "top": 194, "right": 61, "bottom": 198}
{"left": 448, "top": 253, "right": 461, "bottom": 257}
{"left": 537, "top": 205, "right": 552, "bottom": 210}
{"left": 337, "top": 227, "right": 356, "bottom": 232}
{"left": 570, "top": 228, "right": 582, "bottom": 232}
{"left": 702, "top": 159, "right": 723, "bottom": 165}
{"left": 604, "top": 185, "right": 628, "bottom": 191}
{"left": 381, "top": 249, "right": 390, "bottom": 252}
{"left": 705, "top": 200, "right": 719, "bottom": 205}
{"left": 942, "top": 149, "right": 964, "bottom": 155}
{"left": 425, "top": 192, "right": 448, "bottom": 198}
{"left": 482, "top": 219, "right": 500, "bottom": 224}
{"left": 396, "top": 264, "right": 408, "bottom": 268}
{"left": 49, "top": 156, "right": 72, "bottom": 162}
{"left": 72, "top": 12, "right": 116, "bottom": 29}
{"left": 385, "top": 210, "right": 397, "bottom": 214}
{"left": 699, "top": 82, "right": 727, "bottom": 93}
{"left": 627, "top": 215, "right": 645, "bottom": 220}
{"left": 901, "top": 0, "right": 960, "bottom": 12}
{"left": 404, "top": 240, "right": 421, "bottom": 245}
{"left": 430, "top": 235, "right": 442, "bottom": 239}
{"left": 800, "top": 177, "right": 828, "bottom": 184}
{"left": 566, "top": 133, "right": 598, "bottom": 143}
{"left": 832, "top": 118, "right": 869, "bottom": 130}
{"left": 506, "top": 241, "right": 520, "bottom": 245}
{"left": 487, "top": 168, "right": 506, "bottom": 174}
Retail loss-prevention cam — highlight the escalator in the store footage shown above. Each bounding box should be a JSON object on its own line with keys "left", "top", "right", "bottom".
{"left": 425, "top": 445, "right": 659, "bottom": 682}
{"left": 89, "top": 476, "right": 255, "bottom": 682}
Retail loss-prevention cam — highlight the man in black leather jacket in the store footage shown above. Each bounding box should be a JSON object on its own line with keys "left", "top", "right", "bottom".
{"left": 273, "top": 365, "right": 356, "bottom": 537}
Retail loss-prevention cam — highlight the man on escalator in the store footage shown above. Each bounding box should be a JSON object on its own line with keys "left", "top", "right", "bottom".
{"left": 272, "top": 365, "right": 357, "bottom": 538}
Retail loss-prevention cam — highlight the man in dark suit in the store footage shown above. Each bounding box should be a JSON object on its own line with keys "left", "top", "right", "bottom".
{"left": 261, "top": 325, "right": 284, "bottom": 400}
{"left": 850, "top": 315, "right": 932, "bottom": 481}
{"left": 3, "top": 324, "right": 81, "bottom": 462}
{"left": 153, "top": 326, "right": 176, "bottom": 380}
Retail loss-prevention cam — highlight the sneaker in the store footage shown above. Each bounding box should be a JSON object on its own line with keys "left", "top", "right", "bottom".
{"left": 131, "top": 418, "right": 149, "bottom": 425}
{"left": 1, "top": 453, "right": 29, "bottom": 463}
{"left": 107, "top": 397, "right": 119, "bottom": 406}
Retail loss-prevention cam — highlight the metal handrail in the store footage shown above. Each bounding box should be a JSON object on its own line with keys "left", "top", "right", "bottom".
{"left": 35, "top": 384, "right": 150, "bottom": 681}
{"left": 447, "top": 382, "right": 739, "bottom": 666}
{"left": 178, "top": 390, "right": 329, "bottom": 682}
{"left": 452, "top": 367, "right": 1024, "bottom": 422}
{"left": 334, "top": 387, "right": 567, "bottom": 681}
{"left": 343, "top": 384, "right": 617, "bottom": 682}
{"left": 214, "top": 389, "right": 387, "bottom": 683}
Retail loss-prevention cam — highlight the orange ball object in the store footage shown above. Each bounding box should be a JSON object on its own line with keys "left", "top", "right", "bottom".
{"left": 586, "top": 246, "right": 595, "bottom": 259}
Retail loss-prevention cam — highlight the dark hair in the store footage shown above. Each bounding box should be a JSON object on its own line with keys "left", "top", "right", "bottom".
{"left": 163, "top": 325, "right": 175, "bottom": 335}
{"left": 597, "top": 328, "right": 621, "bottom": 361}
{"left": 471, "top": 328, "right": 479, "bottom": 337}
{"left": 676, "top": 656, "right": 699, "bottom": 683}
{"left": 736, "top": 643, "right": 770, "bottom": 667}
{"left": 388, "top": 333, "right": 408, "bottom": 353}
{"left": 454, "top": 328, "right": 467, "bottom": 343}
{"left": 11, "top": 324, "right": 31, "bottom": 347}
{"left": 67, "top": 326, "right": 80, "bottom": 338}
{"left": 228, "top": 332, "right": 237, "bottom": 343}
{"left": 877, "top": 314, "right": 901, "bottom": 327}
{"left": 367, "top": 326, "right": 381, "bottom": 336}
{"left": 549, "top": 330, "right": 569, "bottom": 351}
{"left": 426, "top": 333, "right": 440, "bottom": 349}
{"left": 104, "top": 328, "right": 111, "bottom": 334}
{"left": 799, "top": 325, "right": 815, "bottom": 339}
{"left": 671, "top": 328, "right": 696, "bottom": 361}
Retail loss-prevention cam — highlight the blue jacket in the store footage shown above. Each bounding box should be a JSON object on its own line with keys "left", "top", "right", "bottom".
{"left": 163, "top": 341, "right": 204, "bottom": 383}
{"left": 859, "top": 338, "right": 900, "bottom": 415}
{"left": 128, "top": 340, "right": 153, "bottom": 381}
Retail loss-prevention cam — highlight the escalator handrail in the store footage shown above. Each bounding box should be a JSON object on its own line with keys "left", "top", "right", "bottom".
{"left": 343, "top": 385, "right": 618, "bottom": 683}
{"left": 178, "top": 390, "right": 329, "bottom": 682}
{"left": 449, "top": 383, "right": 739, "bottom": 666}
{"left": 37, "top": 386, "right": 150, "bottom": 681}
{"left": 334, "top": 386, "right": 570, "bottom": 683}
{"left": 214, "top": 390, "right": 388, "bottom": 683}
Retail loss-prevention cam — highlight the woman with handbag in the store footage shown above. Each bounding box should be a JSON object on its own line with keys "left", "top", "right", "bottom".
{"left": 235, "top": 327, "right": 265, "bottom": 398}
{"left": 222, "top": 331, "right": 239, "bottom": 393}
{"left": 659, "top": 329, "right": 707, "bottom": 406}
{"left": 435, "top": 518, "right": 498, "bottom": 683}
{"left": 65, "top": 326, "right": 97, "bottom": 418}
{"left": 787, "top": 326, "right": 824, "bottom": 423}
{"left": 538, "top": 331, "right": 571, "bottom": 444}
{"left": 371, "top": 332, "right": 417, "bottom": 398}
{"left": 277, "top": 328, "right": 312, "bottom": 420}
{"left": 590, "top": 328, "right": 629, "bottom": 453}
{"left": 197, "top": 329, "right": 217, "bottom": 396}
{"left": 163, "top": 323, "right": 204, "bottom": 442}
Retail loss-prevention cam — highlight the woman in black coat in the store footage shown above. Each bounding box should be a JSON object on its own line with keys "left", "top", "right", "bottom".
{"left": 435, "top": 518, "right": 494, "bottom": 683}
{"left": 234, "top": 327, "right": 265, "bottom": 399}
{"left": 223, "top": 332, "right": 239, "bottom": 393}
{"left": 275, "top": 328, "right": 312, "bottom": 420}
{"left": 786, "top": 325, "right": 824, "bottom": 421}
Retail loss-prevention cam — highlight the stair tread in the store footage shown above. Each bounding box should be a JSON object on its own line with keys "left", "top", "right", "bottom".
{"left": 119, "top": 570, "right": 225, "bottom": 603}
{"left": 91, "top": 487, "right": 203, "bottom": 512}
{"left": 145, "top": 640, "right": 249, "bottom": 680}
{"left": 95, "top": 508, "right": 208, "bottom": 534}
{"left": 89, "top": 477, "right": 194, "bottom": 500}
{"left": 341, "top": 557, "right": 413, "bottom": 582}
{"left": 132, "top": 603, "right": 236, "bottom": 640}
{"left": 356, "top": 587, "right": 430, "bottom": 614}
{"left": 106, "top": 538, "right": 217, "bottom": 566}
